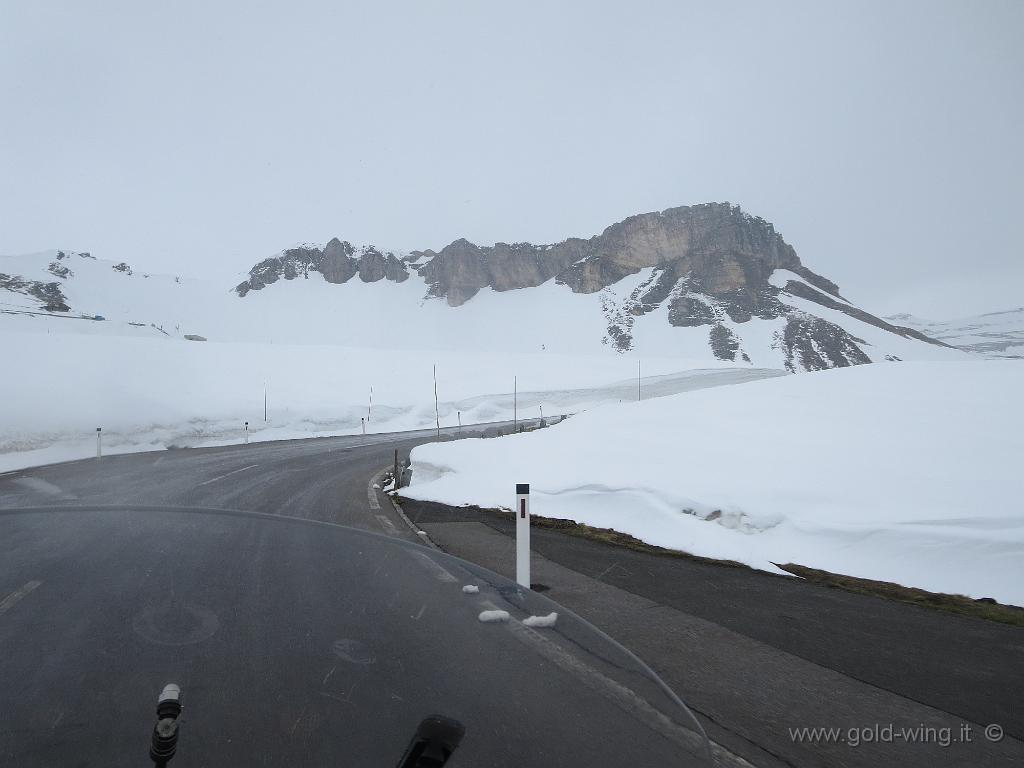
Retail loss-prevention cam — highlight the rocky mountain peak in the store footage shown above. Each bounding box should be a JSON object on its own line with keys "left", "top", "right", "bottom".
{"left": 232, "top": 202, "right": 952, "bottom": 372}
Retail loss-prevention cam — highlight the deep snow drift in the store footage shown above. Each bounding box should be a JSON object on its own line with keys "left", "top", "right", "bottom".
{"left": 403, "top": 360, "right": 1024, "bottom": 606}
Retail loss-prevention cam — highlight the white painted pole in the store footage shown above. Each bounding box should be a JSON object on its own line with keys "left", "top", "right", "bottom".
{"left": 368, "top": 386, "right": 373, "bottom": 422}
{"left": 513, "top": 376, "right": 517, "bottom": 433}
{"left": 638, "top": 359, "right": 641, "bottom": 401}
{"left": 457, "top": 411, "right": 461, "bottom": 428}
{"left": 244, "top": 421, "right": 249, "bottom": 444}
{"left": 433, "top": 365, "right": 440, "bottom": 440}
{"left": 515, "top": 483, "right": 531, "bottom": 588}
{"left": 361, "top": 417, "right": 365, "bottom": 436}
{"left": 96, "top": 427, "right": 102, "bottom": 459}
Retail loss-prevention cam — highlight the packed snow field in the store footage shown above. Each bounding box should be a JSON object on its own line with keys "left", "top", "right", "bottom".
{"left": 0, "top": 328, "right": 772, "bottom": 472}
{"left": 405, "top": 361, "right": 1024, "bottom": 606}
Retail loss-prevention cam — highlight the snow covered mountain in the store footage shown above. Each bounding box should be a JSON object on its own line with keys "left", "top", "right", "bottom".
{"left": 2, "top": 203, "right": 968, "bottom": 371}
{"left": 0, "top": 248, "right": 222, "bottom": 339}
{"left": 231, "top": 203, "right": 962, "bottom": 371}
{"left": 886, "top": 308, "right": 1024, "bottom": 358}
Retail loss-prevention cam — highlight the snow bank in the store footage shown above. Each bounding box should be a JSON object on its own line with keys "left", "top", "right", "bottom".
{"left": 404, "top": 361, "right": 1024, "bottom": 606}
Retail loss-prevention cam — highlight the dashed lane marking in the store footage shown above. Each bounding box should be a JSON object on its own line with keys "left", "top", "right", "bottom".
{"left": 367, "top": 470, "right": 382, "bottom": 510}
{"left": 0, "top": 580, "right": 42, "bottom": 617}
{"left": 12, "top": 477, "right": 77, "bottom": 500}
{"left": 375, "top": 514, "right": 399, "bottom": 535}
{"left": 197, "top": 464, "right": 259, "bottom": 487}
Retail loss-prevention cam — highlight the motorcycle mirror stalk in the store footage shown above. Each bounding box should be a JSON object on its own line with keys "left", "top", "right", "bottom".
{"left": 150, "top": 683, "right": 182, "bottom": 767}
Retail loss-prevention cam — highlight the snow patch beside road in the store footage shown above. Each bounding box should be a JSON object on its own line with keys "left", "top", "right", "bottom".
{"left": 404, "top": 361, "right": 1024, "bottom": 606}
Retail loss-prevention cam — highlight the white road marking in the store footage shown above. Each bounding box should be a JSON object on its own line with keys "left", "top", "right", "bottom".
{"left": 411, "top": 551, "right": 459, "bottom": 583}
{"left": 0, "top": 580, "right": 42, "bottom": 617}
{"left": 322, "top": 666, "right": 337, "bottom": 686}
{"left": 375, "top": 514, "right": 398, "bottom": 535}
{"left": 375, "top": 469, "right": 439, "bottom": 549}
{"left": 152, "top": 457, "right": 164, "bottom": 466}
{"left": 12, "top": 477, "right": 77, "bottom": 499}
{"left": 367, "top": 470, "right": 382, "bottom": 510}
{"left": 197, "top": 464, "right": 259, "bottom": 487}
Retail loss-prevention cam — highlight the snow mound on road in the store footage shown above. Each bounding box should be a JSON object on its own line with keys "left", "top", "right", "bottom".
{"left": 404, "top": 361, "right": 1024, "bottom": 606}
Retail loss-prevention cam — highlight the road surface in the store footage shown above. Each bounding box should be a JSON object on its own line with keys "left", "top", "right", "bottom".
{"left": 0, "top": 422, "right": 711, "bottom": 767}
{"left": 1, "top": 420, "right": 1021, "bottom": 767}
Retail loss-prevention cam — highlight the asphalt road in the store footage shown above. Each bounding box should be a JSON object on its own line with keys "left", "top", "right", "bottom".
{"left": 2, "top": 421, "right": 1022, "bottom": 767}
{"left": 0, "top": 422, "right": 711, "bottom": 767}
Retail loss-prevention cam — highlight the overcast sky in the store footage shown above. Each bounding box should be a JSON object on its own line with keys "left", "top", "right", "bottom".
{"left": 1, "top": 0, "right": 1020, "bottom": 317}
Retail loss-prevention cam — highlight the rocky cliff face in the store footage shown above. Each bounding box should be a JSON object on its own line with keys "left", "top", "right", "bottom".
{"left": 235, "top": 239, "right": 409, "bottom": 297}
{"left": 234, "top": 202, "right": 950, "bottom": 371}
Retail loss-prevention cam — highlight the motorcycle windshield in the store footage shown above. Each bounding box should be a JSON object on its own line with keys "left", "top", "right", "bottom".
{"left": 0, "top": 506, "right": 711, "bottom": 766}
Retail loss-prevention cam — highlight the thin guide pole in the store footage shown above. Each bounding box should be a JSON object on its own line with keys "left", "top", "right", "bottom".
{"left": 638, "top": 360, "right": 641, "bottom": 401}
{"left": 433, "top": 365, "right": 440, "bottom": 440}
{"left": 515, "top": 483, "right": 531, "bottom": 588}
{"left": 514, "top": 376, "right": 517, "bottom": 432}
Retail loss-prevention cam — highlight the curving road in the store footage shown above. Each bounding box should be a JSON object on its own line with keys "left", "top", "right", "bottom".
{"left": 2, "top": 418, "right": 1022, "bottom": 768}
{"left": 0, "top": 420, "right": 716, "bottom": 767}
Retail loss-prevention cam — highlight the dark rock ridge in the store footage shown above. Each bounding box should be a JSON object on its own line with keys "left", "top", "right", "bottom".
{"left": 234, "top": 202, "right": 951, "bottom": 370}
{"left": 408, "top": 203, "right": 842, "bottom": 309}
{"left": 0, "top": 273, "right": 70, "bottom": 312}
{"left": 235, "top": 239, "right": 408, "bottom": 297}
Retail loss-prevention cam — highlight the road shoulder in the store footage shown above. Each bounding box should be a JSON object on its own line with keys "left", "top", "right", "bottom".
{"left": 398, "top": 497, "right": 1024, "bottom": 768}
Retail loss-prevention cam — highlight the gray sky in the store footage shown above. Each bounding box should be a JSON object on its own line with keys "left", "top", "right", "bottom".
{"left": 1, "top": 0, "right": 1021, "bottom": 317}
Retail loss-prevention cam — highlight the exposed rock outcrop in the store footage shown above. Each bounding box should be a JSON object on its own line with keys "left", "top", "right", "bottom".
{"left": 233, "top": 201, "right": 951, "bottom": 371}
{"left": 0, "top": 273, "right": 70, "bottom": 312}
{"left": 235, "top": 240, "right": 409, "bottom": 296}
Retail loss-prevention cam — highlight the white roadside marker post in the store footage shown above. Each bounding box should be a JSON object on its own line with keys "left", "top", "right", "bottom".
{"left": 96, "top": 427, "right": 102, "bottom": 459}
{"left": 361, "top": 417, "right": 365, "bottom": 436}
{"left": 244, "top": 421, "right": 249, "bottom": 444}
{"left": 516, "top": 483, "right": 531, "bottom": 588}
